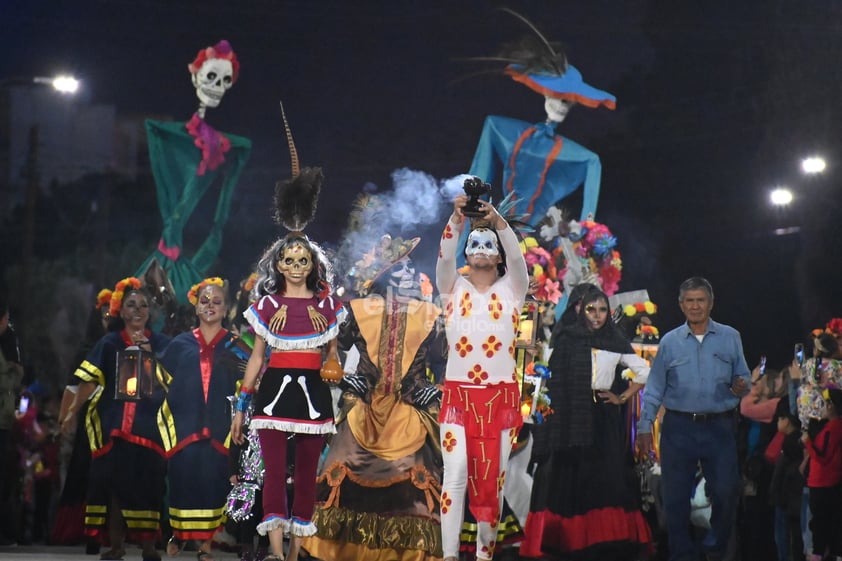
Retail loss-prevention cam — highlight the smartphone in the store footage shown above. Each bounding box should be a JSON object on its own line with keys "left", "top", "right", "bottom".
{"left": 794, "top": 343, "right": 805, "bottom": 366}
{"left": 17, "top": 395, "right": 29, "bottom": 414}
{"left": 758, "top": 355, "right": 767, "bottom": 376}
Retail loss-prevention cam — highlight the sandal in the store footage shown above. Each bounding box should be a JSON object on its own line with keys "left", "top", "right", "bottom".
{"left": 167, "top": 537, "right": 186, "bottom": 557}
{"left": 262, "top": 555, "right": 283, "bottom": 561}
{"left": 197, "top": 551, "right": 215, "bottom": 561}
{"left": 100, "top": 548, "right": 126, "bottom": 560}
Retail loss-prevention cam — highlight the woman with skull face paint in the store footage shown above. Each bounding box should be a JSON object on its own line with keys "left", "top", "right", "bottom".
{"left": 520, "top": 287, "right": 652, "bottom": 560}
{"left": 230, "top": 231, "right": 344, "bottom": 561}
{"left": 302, "top": 234, "right": 446, "bottom": 561}
{"left": 156, "top": 278, "right": 242, "bottom": 561}
{"left": 66, "top": 277, "right": 172, "bottom": 561}
{"left": 436, "top": 195, "right": 529, "bottom": 561}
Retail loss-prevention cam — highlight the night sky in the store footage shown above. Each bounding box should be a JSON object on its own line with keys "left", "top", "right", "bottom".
{"left": 3, "top": 0, "right": 842, "bottom": 370}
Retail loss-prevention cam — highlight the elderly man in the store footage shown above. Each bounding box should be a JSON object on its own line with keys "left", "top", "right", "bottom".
{"left": 637, "top": 277, "right": 750, "bottom": 561}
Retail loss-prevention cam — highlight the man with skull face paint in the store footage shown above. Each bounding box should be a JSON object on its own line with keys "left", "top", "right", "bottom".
{"left": 303, "top": 234, "right": 446, "bottom": 561}
{"left": 436, "top": 195, "right": 529, "bottom": 561}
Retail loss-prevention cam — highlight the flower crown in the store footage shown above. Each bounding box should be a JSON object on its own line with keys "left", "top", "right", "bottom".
{"left": 187, "top": 277, "right": 226, "bottom": 306}
{"left": 109, "top": 277, "right": 142, "bottom": 317}
{"left": 96, "top": 289, "right": 113, "bottom": 311}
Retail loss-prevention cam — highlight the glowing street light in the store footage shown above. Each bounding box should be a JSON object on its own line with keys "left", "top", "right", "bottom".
{"left": 801, "top": 156, "right": 826, "bottom": 175}
{"left": 32, "top": 74, "right": 80, "bottom": 94}
{"left": 770, "top": 187, "right": 793, "bottom": 207}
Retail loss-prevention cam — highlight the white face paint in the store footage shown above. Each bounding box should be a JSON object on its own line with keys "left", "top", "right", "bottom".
{"left": 544, "top": 96, "right": 573, "bottom": 123}
{"left": 388, "top": 258, "right": 416, "bottom": 290}
{"left": 465, "top": 228, "right": 500, "bottom": 258}
{"left": 192, "top": 58, "right": 234, "bottom": 108}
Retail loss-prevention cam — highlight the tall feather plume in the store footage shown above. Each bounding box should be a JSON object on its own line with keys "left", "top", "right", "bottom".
{"left": 497, "top": 7, "right": 566, "bottom": 74}
{"left": 450, "top": 8, "right": 567, "bottom": 89}
{"left": 279, "top": 101, "right": 300, "bottom": 178}
{"left": 273, "top": 101, "right": 322, "bottom": 231}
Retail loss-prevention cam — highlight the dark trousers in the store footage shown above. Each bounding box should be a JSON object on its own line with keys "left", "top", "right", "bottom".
{"left": 257, "top": 430, "right": 324, "bottom": 524}
{"left": 660, "top": 413, "right": 741, "bottom": 561}
{"left": 808, "top": 484, "right": 842, "bottom": 557}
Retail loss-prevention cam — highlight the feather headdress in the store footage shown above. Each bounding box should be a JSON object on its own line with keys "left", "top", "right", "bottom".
{"left": 272, "top": 102, "right": 323, "bottom": 232}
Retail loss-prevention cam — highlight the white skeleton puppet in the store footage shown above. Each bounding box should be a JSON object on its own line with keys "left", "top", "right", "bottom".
{"left": 188, "top": 40, "right": 239, "bottom": 119}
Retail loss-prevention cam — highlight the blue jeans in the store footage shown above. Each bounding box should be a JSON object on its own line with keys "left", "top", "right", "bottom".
{"left": 660, "top": 412, "right": 741, "bottom": 561}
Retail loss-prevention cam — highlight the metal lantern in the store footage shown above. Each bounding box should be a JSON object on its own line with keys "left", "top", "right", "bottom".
{"left": 115, "top": 348, "right": 156, "bottom": 401}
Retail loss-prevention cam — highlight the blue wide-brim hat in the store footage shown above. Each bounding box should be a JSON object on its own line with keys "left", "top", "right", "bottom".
{"left": 505, "top": 63, "right": 616, "bottom": 110}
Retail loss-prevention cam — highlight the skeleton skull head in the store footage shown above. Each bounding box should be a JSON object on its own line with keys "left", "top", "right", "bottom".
{"left": 277, "top": 243, "right": 314, "bottom": 285}
{"left": 192, "top": 58, "right": 234, "bottom": 109}
{"left": 544, "top": 96, "right": 573, "bottom": 123}
{"left": 388, "top": 258, "right": 416, "bottom": 290}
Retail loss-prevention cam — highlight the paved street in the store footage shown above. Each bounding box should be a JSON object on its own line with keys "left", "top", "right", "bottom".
{"left": 0, "top": 545, "right": 246, "bottom": 560}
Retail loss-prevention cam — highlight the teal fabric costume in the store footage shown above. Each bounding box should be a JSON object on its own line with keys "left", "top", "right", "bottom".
{"left": 136, "top": 116, "right": 251, "bottom": 303}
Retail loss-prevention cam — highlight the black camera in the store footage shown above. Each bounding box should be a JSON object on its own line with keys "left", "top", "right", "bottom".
{"left": 462, "top": 176, "right": 492, "bottom": 218}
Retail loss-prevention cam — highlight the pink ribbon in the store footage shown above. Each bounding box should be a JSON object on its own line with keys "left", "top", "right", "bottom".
{"left": 157, "top": 239, "right": 181, "bottom": 261}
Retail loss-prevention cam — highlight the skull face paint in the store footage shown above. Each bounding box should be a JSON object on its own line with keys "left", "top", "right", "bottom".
{"left": 389, "top": 258, "right": 416, "bottom": 290}
{"left": 277, "top": 243, "right": 313, "bottom": 285}
{"left": 465, "top": 228, "right": 500, "bottom": 258}
{"left": 192, "top": 58, "right": 234, "bottom": 108}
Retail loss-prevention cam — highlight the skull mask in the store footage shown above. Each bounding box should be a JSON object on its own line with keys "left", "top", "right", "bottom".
{"left": 192, "top": 58, "right": 234, "bottom": 109}
{"left": 466, "top": 228, "right": 500, "bottom": 258}
{"left": 388, "top": 258, "right": 416, "bottom": 290}
{"left": 277, "top": 243, "right": 314, "bottom": 282}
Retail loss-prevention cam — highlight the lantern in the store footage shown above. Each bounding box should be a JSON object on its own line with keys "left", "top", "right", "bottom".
{"left": 115, "top": 348, "right": 156, "bottom": 401}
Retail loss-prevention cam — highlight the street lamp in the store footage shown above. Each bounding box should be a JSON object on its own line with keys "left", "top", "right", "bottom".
{"left": 801, "top": 156, "right": 826, "bottom": 175}
{"left": 32, "top": 74, "right": 80, "bottom": 95}
{"left": 8, "top": 74, "right": 82, "bottom": 336}
{"left": 770, "top": 187, "right": 793, "bottom": 207}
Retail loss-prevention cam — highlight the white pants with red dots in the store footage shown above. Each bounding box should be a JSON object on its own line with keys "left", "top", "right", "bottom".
{"left": 440, "top": 423, "right": 515, "bottom": 560}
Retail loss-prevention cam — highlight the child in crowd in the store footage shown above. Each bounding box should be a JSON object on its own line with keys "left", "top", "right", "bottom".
{"left": 802, "top": 388, "right": 842, "bottom": 561}
{"left": 768, "top": 399, "right": 806, "bottom": 561}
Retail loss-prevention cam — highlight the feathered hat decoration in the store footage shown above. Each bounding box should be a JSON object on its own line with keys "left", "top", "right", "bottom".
{"left": 272, "top": 102, "right": 323, "bottom": 233}
{"left": 459, "top": 8, "right": 615, "bottom": 110}
{"left": 498, "top": 9, "right": 615, "bottom": 109}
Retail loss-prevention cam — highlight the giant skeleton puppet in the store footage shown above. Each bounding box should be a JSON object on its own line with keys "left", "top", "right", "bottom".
{"left": 468, "top": 10, "right": 615, "bottom": 226}
{"left": 135, "top": 40, "right": 252, "bottom": 307}
{"left": 232, "top": 104, "right": 344, "bottom": 561}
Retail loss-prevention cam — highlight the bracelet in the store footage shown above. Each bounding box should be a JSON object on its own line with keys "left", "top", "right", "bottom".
{"left": 239, "top": 386, "right": 254, "bottom": 395}
{"left": 619, "top": 394, "right": 627, "bottom": 403}
{"left": 235, "top": 392, "right": 253, "bottom": 413}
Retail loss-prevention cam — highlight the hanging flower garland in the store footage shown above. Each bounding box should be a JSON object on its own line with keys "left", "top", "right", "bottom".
{"left": 623, "top": 301, "right": 657, "bottom": 317}
{"left": 109, "top": 277, "right": 142, "bottom": 317}
{"left": 187, "top": 276, "right": 226, "bottom": 305}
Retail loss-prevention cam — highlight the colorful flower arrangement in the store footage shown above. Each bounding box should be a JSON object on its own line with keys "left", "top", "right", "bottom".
{"left": 636, "top": 324, "right": 660, "bottom": 341}
{"left": 187, "top": 277, "right": 225, "bottom": 306}
{"left": 623, "top": 301, "right": 657, "bottom": 317}
{"left": 109, "top": 277, "right": 142, "bottom": 317}
{"left": 522, "top": 361, "right": 554, "bottom": 423}
{"left": 96, "top": 289, "right": 113, "bottom": 311}
{"left": 520, "top": 236, "right": 562, "bottom": 303}
{"left": 812, "top": 318, "right": 842, "bottom": 338}
{"left": 551, "top": 219, "right": 622, "bottom": 296}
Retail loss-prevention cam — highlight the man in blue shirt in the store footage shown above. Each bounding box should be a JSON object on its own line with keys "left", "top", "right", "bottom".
{"left": 637, "top": 277, "right": 750, "bottom": 561}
